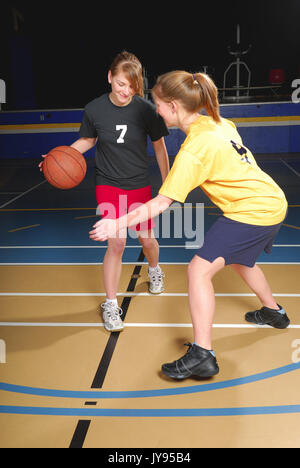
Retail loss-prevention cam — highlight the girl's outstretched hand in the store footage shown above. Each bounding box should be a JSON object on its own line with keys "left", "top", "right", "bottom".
{"left": 89, "top": 218, "right": 118, "bottom": 242}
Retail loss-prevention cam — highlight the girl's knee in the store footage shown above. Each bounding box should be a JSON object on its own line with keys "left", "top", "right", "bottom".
{"left": 188, "top": 255, "right": 225, "bottom": 279}
{"left": 138, "top": 234, "right": 157, "bottom": 251}
{"left": 108, "top": 238, "right": 126, "bottom": 256}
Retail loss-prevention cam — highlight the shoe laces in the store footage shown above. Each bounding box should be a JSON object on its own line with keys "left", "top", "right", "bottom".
{"left": 184, "top": 342, "right": 193, "bottom": 353}
{"left": 101, "top": 302, "right": 123, "bottom": 320}
{"left": 149, "top": 269, "right": 165, "bottom": 285}
{"left": 172, "top": 343, "right": 194, "bottom": 373}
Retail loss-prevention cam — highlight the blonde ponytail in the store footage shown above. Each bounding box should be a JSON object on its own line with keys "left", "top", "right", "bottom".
{"left": 193, "top": 73, "right": 221, "bottom": 123}
{"left": 153, "top": 71, "right": 221, "bottom": 123}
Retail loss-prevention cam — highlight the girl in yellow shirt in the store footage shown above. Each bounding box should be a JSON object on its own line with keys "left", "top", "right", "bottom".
{"left": 89, "top": 70, "right": 290, "bottom": 380}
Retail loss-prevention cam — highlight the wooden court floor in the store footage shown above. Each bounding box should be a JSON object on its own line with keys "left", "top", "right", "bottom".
{"left": 0, "top": 263, "right": 300, "bottom": 448}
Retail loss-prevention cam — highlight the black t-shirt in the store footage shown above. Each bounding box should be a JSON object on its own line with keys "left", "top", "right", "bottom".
{"left": 79, "top": 94, "right": 169, "bottom": 189}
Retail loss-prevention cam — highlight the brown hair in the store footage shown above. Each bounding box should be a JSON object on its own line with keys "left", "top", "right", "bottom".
{"left": 110, "top": 51, "right": 144, "bottom": 98}
{"left": 152, "top": 70, "right": 221, "bottom": 123}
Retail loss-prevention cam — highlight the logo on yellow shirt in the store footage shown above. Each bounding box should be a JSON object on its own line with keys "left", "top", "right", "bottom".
{"left": 231, "top": 140, "right": 252, "bottom": 165}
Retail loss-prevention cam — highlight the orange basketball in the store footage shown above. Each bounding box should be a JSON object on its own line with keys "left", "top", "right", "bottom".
{"left": 43, "top": 146, "right": 87, "bottom": 189}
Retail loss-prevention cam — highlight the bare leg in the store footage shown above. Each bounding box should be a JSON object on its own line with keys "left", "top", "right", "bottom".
{"left": 187, "top": 256, "right": 225, "bottom": 350}
{"left": 138, "top": 229, "right": 159, "bottom": 268}
{"left": 102, "top": 229, "right": 127, "bottom": 299}
{"left": 230, "top": 263, "right": 279, "bottom": 310}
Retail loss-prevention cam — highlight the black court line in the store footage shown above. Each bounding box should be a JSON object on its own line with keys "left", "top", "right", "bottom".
{"left": 69, "top": 249, "right": 145, "bottom": 448}
{"left": 69, "top": 420, "right": 91, "bottom": 449}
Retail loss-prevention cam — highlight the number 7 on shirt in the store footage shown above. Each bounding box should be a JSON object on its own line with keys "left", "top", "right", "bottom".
{"left": 116, "top": 125, "right": 128, "bottom": 144}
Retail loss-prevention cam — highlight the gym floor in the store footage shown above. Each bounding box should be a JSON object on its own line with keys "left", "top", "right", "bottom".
{"left": 0, "top": 154, "right": 300, "bottom": 448}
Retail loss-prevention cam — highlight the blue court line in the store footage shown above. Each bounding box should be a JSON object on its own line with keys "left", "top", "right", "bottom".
{"left": 1, "top": 405, "right": 300, "bottom": 417}
{"left": 1, "top": 362, "right": 299, "bottom": 399}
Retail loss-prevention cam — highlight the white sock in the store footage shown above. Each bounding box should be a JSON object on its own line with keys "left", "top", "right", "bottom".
{"left": 106, "top": 298, "right": 118, "bottom": 305}
{"left": 149, "top": 265, "right": 161, "bottom": 273}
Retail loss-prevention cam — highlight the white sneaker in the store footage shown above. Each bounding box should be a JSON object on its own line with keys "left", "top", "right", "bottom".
{"left": 100, "top": 302, "right": 124, "bottom": 332}
{"left": 148, "top": 266, "right": 165, "bottom": 294}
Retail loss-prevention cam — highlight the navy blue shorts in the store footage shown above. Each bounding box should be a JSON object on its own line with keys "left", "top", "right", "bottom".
{"left": 196, "top": 215, "right": 284, "bottom": 267}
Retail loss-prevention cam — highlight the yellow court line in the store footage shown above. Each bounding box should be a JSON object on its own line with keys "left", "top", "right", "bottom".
{"left": 0, "top": 123, "right": 80, "bottom": 131}
{"left": 282, "top": 223, "right": 300, "bottom": 231}
{"left": 0, "top": 207, "right": 206, "bottom": 212}
{"left": 8, "top": 224, "right": 41, "bottom": 233}
{"left": 5, "top": 220, "right": 300, "bottom": 232}
{"left": 0, "top": 205, "right": 299, "bottom": 213}
{"left": 74, "top": 215, "right": 99, "bottom": 220}
{"left": 230, "top": 116, "right": 300, "bottom": 123}
{"left": 1, "top": 117, "right": 300, "bottom": 131}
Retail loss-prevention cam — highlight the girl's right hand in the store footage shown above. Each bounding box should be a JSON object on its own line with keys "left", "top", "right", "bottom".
{"left": 39, "top": 154, "right": 47, "bottom": 172}
{"left": 89, "top": 218, "right": 118, "bottom": 242}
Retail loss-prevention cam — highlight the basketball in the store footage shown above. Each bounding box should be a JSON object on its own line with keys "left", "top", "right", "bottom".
{"left": 43, "top": 146, "right": 87, "bottom": 189}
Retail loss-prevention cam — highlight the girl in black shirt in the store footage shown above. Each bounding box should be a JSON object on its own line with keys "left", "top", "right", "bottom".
{"left": 45, "top": 51, "right": 169, "bottom": 332}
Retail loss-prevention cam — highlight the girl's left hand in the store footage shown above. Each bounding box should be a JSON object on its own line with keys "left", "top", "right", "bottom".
{"left": 89, "top": 218, "right": 118, "bottom": 241}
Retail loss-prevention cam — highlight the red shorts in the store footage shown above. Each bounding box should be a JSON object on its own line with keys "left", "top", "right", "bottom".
{"left": 95, "top": 185, "right": 155, "bottom": 232}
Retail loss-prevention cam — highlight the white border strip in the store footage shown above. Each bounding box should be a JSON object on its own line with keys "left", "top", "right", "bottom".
{"left": 220, "top": 101, "right": 295, "bottom": 107}
{"left": 236, "top": 120, "right": 300, "bottom": 127}
{"left": 0, "top": 245, "right": 197, "bottom": 249}
{"left": 0, "top": 244, "right": 299, "bottom": 249}
{"left": 0, "top": 292, "right": 299, "bottom": 297}
{"left": 1, "top": 262, "right": 300, "bottom": 266}
{"left": 0, "top": 322, "right": 299, "bottom": 329}
{"left": 0, "top": 101, "right": 293, "bottom": 112}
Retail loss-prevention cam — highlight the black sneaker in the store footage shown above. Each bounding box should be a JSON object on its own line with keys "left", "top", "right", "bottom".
{"left": 161, "top": 343, "right": 219, "bottom": 380}
{"left": 245, "top": 304, "right": 290, "bottom": 329}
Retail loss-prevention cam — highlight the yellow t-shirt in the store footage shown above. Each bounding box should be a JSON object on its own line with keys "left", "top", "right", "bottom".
{"left": 159, "top": 115, "right": 287, "bottom": 226}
